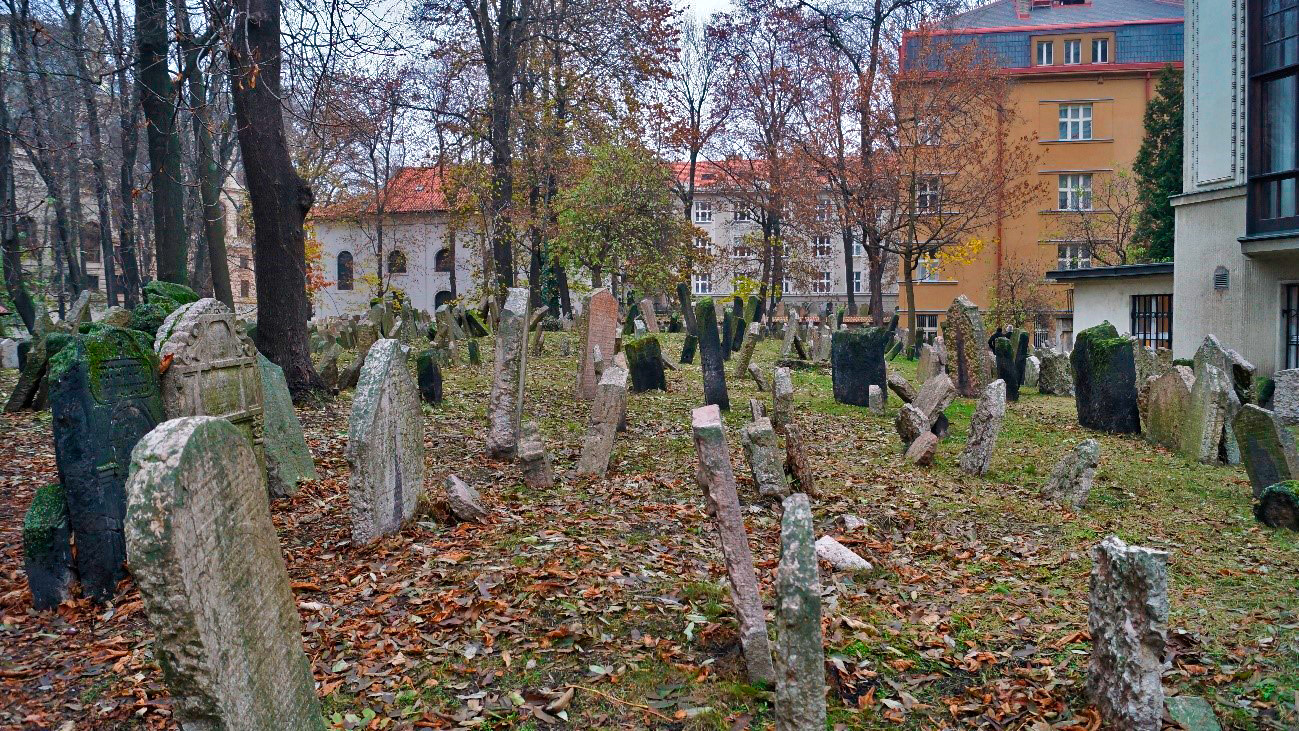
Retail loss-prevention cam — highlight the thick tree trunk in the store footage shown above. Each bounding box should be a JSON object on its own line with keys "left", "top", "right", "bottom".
{"left": 69, "top": 0, "right": 118, "bottom": 305}
{"left": 136, "top": 0, "right": 186, "bottom": 283}
{"left": 0, "top": 79, "right": 34, "bottom": 331}
{"left": 230, "top": 0, "right": 322, "bottom": 395}
{"left": 115, "top": 66, "right": 142, "bottom": 304}
{"left": 842, "top": 227, "right": 856, "bottom": 315}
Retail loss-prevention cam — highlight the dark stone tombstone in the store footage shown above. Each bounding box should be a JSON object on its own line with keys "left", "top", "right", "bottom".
{"left": 1233, "top": 405, "right": 1298, "bottom": 499}
{"left": 6, "top": 335, "right": 50, "bottom": 412}
{"left": 1071, "top": 321, "right": 1140, "bottom": 433}
{"left": 793, "top": 336, "right": 809, "bottom": 360}
{"left": 17, "top": 340, "right": 30, "bottom": 370}
{"left": 416, "top": 350, "right": 444, "bottom": 404}
{"left": 23, "top": 483, "right": 75, "bottom": 610}
{"left": 468, "top": 339, "right": 481, "bottom": 365}
{"left": 625, "top": 335, "right": 667, "bottom": 392}
{"left": 676, "top": 282, "right": 698, "bottom": 335}
{"left": 1015, "top": 331, "right": 1030, "bottom": 386}
{"left": 49, "top": 327, "right": 164, "bottom": 601}
{"left": 721, "top": 310, "right": 734, "bottom": 360}
{"left": 1255, "top": 481, "right": 1299, "bottom": 531}
{"left": 696, "top": 298, "right": 730, "bottom": 410}
{"left": 994, "top": 337, "right": 1020, "bottom": 402}
{"left": 622, "top": 301, "right": 640, "bottom": 337}
{"left": 680, "top": 333, "right": 698, "bottom": 364}
{"left": 830, "top": 328, "right": 890, "bottom": 407}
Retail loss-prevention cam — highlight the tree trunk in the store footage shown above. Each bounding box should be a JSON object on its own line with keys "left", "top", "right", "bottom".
{"left": 865, "top": 226, "right": 884, "bottom": 325}
{"left": 842, "top": 227, "right": 856, "bottom": 315}
{"left": 137, "top": 0, "right": 187, "bottom": 283}
{"left": 0, "top": 75, "right": 34, "bottom": 331}
{"left": 68, "top": 0, "right": 118, "bottom": 305}
{"left": 230, "top": 0, "right": 322, "bottom": 395}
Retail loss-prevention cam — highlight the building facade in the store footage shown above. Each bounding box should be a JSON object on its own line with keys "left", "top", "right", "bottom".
{"left": 900, "top": 0, "right": 1183, "bottom": 348}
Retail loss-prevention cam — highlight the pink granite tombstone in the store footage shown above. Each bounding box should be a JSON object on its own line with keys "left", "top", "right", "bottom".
{"left": 578, "top": 288, "right": 618, "bottom": 400}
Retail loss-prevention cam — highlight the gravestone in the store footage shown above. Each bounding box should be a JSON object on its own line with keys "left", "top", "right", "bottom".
{"left": 741, "top": 417, "right": 788, "bottom": 498}
{"left": 680, "top": 333, "right": 698, "bottom": 364}
{"left": 339, "top": 338, "right": 373, "bottom": 391}
{"left": 1273, "top": 369, "right": 1299, "bottom": 425}
{"left": 721, "top": 309, "right": 735, "bottom": 360}
{"left": 416, "top": 349, "right": 444, "bottom": 404}
{"left": 774, "top": 492, "right": 827, "bottom": 731}
{"left": 6, "top": 332, "right": 51, "bottom": 412}
{"left": 578, "top": 289, "right": 617, "bottom": 400}
{"left": 66, "top": 290, "right": 93, "bottom": 329}
{"left": 1087, "top": 535, "right": 1168, "bottom": 731}
{"left": 895, "top": 402, "right": 928, "bottom": 451}
{"left": 1024, "top": 354, "right": 1041, "bottom": 388}
{"left": 1, "top": 338, "right": 18, "bottom": 368}
{"left": 733, "top": 322, "right": 762, "bottom": 378}
{"left": 691, "top": 404, "right": 776, "bottom": 685}
{"left": 258, "top": 354, "right": 317, "bottom": 498}
{"left": 1180, "top": 362, "right": 1230, "bottom": 463}
{"left": 830, "top": 328, "right": 890, "bottom": 407}
{"left": 1038, "top": 349, "right": 1074, "bottom": 396}
{"left": 696, "top": 298, "right": 730, "bottom": 410}
{"left": 467, "top": 339, "right": 481, "bottom": 365}
{"left": 445, "top": 475, "right": 489, "bottom": 523}
{"left": 639, "top": 297, "right": 659, "bottom": 332}
{"left": 625, "top": 335, "right": 667, "bottom": 392}
{"left": 125, "top": 417, "right": 323, "bottom": 731}
{"left": 783, "top": 424, "right": 816, "bottom": 496}
{"left": 1195, "top": 336, "right": 1254, "bottom": 463}
{"left": 517, "top": 419, "right": 554, "bottom": 488}
{"left": 1141, "top": 366, "right": 1194, "bottom": 451}
{"left": 1233, "top": 405, "right": 1299, "bottom": 499}
{"left": 156, "top": 299, "right": 266, "bottom": 483}
{"left": 959, "top": 379, "right": 1006, "bottom": 475}
{"left": 942, "top": 295, "right": 991, "bottom": 397}
{"left": 1042, "top": 439, "right": 1101, "bottom": 508}
{"left": 676, "top": 282, "right": 698, "bottom": 335}
{"left": 868, "top": 385, "right": 884, "bottom": 414}
{"left": 576, "top": 365, "right": 628, "bottom": 477}
{"left": 772, "top": 366, "right": 793, "bottom": 433}
{"left": 49, "top": 326, "right": 164, "bottom": 600}
{"left": 1255, "top": 481, "right": 1299, "bottom": 530}
{"left": 993, "top": 337, "right": 1019, "bottom": 401}
{"left": 913, "top": 372, "right": 955, "bottom": 429}
{"left": 916, "top": 342, "right": 938, "bottom": 381}
{"left": 748, "top": 362, "right": 769, "bottom": 392}
{"left": 781, "top": 314, "right": 798, "bottom": 357}
{"left": 486, "top": 288, "right": 530, "bottom": 458}
{"left": 347, "top": 339, "right": 425, "bottom": 543}
{"left": 1014, "top": 331, "right": 1030, "bottom": 386}
{"left": 23, "top": 483, "right": 74, "bottom": 610}
{"left": 1071, "top": 322, "right": 1140, "bottom": 433}
{"left": 904, "top": 431, "right": 939, "bottom": 466}
{"left": 887, "top": 370, "right": 917, "bottom": 404}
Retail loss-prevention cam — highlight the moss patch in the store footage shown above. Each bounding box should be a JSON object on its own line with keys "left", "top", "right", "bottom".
{"left": 22, "top": 483, "right": 68, "bottom": 560}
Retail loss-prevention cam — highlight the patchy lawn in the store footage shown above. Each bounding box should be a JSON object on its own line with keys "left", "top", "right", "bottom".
{"left": 0, "top": 330, "right": 1295, "bottom": 730}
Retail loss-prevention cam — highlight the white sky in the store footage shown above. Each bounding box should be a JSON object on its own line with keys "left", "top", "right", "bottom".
{"left": 681, "top": 0, "right": 733, "bottom": 19}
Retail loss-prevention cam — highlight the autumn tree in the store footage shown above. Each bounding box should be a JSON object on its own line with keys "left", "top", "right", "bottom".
{"left": 987, "top": 256, "right": 1056, "bottom": 334}
{"left": 1055, "top": 168, "right": 1144, "bottom": 267}
{"left": 665, "top": 14, "right": 726, "bottom": 221}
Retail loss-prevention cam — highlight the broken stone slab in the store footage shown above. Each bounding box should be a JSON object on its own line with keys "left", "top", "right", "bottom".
{"left": 835, "top": 514, "right": 867, "bottom": 532}
{"left": 517, "top": 419, "right": 555, "bottom": 488}
{"left": 125, "top": 416, "right": 323, "bottom": 731}
{"left": 445, "top": 475, "right": 488, "bottom": 523}
{"left": 23, "top": 483, "right": 75, "bottom": 611}
{"left": 576, "top": 365, "right": 628, "bottom": 477}
{"left": 750, "top": 398, "right": 766, "bottom": 421}
{"left": 258, "top": 354, "right": 318, "bottom": 498}
{"left": 959, "top": 379, "right": 1007, "bottom": 475}
{"left": 486, "top": 288, "right": 530, "bottom": 457}
{"left": 1165, "top": 696, "right": 1222, "bottom": 731}
{"left": 1254, "top": 480, "right": 1299, "bottom": 530}
{"left": 913, "top": 372, "right": 955, "bottom": 428}
{"left": 895, "top": 403, "right": 928, "bottom": 451}
{"left": 886, "top": 369, "right": 916, "bottom": 404}
{"left": 904, "top": 431, "right": 939, "bottom": 466}
{"left": 942, "top": 295, "right": 991, "bottom": 398}
{"left": 1180, "top": 361, "right": 1230, "bottom": 464}
{"left": 742, "top": 417, "right": 789, "bottom": 498}
{"left": 66, "top": 290, "right": 92, "bottom": 330}
{"left": 691, "top": 404, "right": 776, "bottom": 685}
{"left": 748, "top": 362, "right": 769, "bottom": 392}
{"left": 775, "top": 493, "right": 827, "bottom": 731}
{"left": 1234, "top": 405, "right": 1299, "bottom": 499}
{"left": 1142, "top": 366, "right": 1194, "bottom": 451}
{"left": 814, "top": 535, "right": 872, "bottom": 571}
{"left": 1041, "top": 439, "right": 1100, "bottom": 509}
{"left": 772, "top": 367, "right": 794, "bottom": 433}
{"left": 1087, "top": 535, "right": 1168, "bottom": 731}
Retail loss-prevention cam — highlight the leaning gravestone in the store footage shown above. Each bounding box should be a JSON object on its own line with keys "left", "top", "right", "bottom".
{"left": 66, "top": 290, "right": 93, "bottom": 329}
{"left": 576, "top": 365, "right": 628, "bottom": 477}
{"left": 1038, "top": 349, "right": 1074, "bottom": 396}
{"left": 774, "top": 492, "right": 827, "bottom": 731}
{"left": 1233, "top": 405, "right": 1299, "bottom": 499}
{"left": 676, "top": 282, "right": 698, "bottom": 336}
{"left": 347, "top": 339, "right": 425, "bottom": 543}
{"left": 1087, "top": 535, "right": 1168, "bottom": 731}
{"left": 486, "top": 288, "right": 530, "bottom": 458}
{"left": 733, "top": 322, "right": 762, "bottom": 378}
{"left": 942, "top": 295, "right": 991, "bottom": 398}
{"left": 1195, "top": 336, "right": 1254, "bottom": 464}
{"left": 23, "top": 483, "right": 75, "bottom": 610}
{"left": 772, "top": 366, "right": 793, "bottom": 433}
{"left": 742, "top": 417, "right": 788, "bottom": 498}
{"left": 1142, "top": 366, "right": 1194, "bottom": 451}
{"left": 578, "top": 289, "right": 617, "bottom": 401}
{"left": 125, "top": 417, "right": 324, "bottom": 731}
{"left": 1041, "top": 439, "right": 1101, "bottom": 509}
{"left": 625, "top": 335, "right": 667, "bottom": 392}
{"left": 639, "top": 297, "right": 659, "bottom": 333}
{"left": 1180, "top": 362, "right": 1230, "bottom": 464}
{"left": 1071, "top": 322, "right": 1140, "bottom": 433}
{"left": 696, "top": 297, "right": 730, "bottom": 410}
{"left": 830, "top": 328, "right": 890, "bottom": 407}
{"left": 913, "top": 372, "right": 955, "bottom": 430}
{"left": 416, "top": 349, "right": 444, "bottom": 404}
{"left": 958, "top": 379, "right": 1007, "bottom": 475}
{"left": 156, "top": 299, "right": 267, "bottom": 484}
{"left": 49, "top": 326, "right": 164, "bottom": 600}
{"left": 257, "top": 354, "right": 317, "bottom": 498}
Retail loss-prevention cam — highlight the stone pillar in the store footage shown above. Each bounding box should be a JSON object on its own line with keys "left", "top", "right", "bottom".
{"left": 576, "top": 365, "right": 628, "bottom": 477}
{"left": 691, "top": 405, "right": 775, "bottom": 685}
{"left": 257, "top": 354, "right": 318, "bottom": 498}
{"left": 578, "top": 289, "right": 618, "bottom": 400}
{"left": 733, "top": 322, "right": 762, "bottom": 379}
{"left": 830, "top": 328, "right": 889, "bottom": 407}
{"left": 1087, "top": 535, "right": 1168, "bottom": 731}
{"left": 126, "top": 417, "right": 324, "bottom": 730}
{"left": 696, "top": 298, "right": 730, "bottom": 410}
{"left": 994, "top": 337, "right": 1019, "bottom": 401}
{"left": 1014, "top": 331, "right": 1030, "bottom": 387}
{"left": 941, "top": 295, "right": 991, "bottom": 398}
{"left": 487, "top": 288, "right": 530, "bottom": 456}
{"left": 1071, "top": 322, "right": 1140, "bottom": 433}
{"left": 958, "top": 379, "right": 1007, "bottom": 475}
{"left": 742, "top": 417, "right": 788, "bottom": 498}
{"left": 23, "top": 483, "right": 75, "bottom": 610}
{"left": 772, "top": 367, "right": 794, "bottom": 433}
{"left": 517, "top": 419, "right": 555, "bottom": 488}
{"left": 774, "top": 492, "right": 826, "bottom": 731}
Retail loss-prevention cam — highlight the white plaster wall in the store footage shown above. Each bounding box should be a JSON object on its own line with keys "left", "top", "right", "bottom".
{"left": 1184, "top": 0, "right": 1246, "bottom": 193}
{"left": 1071, "top": 273, "right": 1174, "bottom": 338}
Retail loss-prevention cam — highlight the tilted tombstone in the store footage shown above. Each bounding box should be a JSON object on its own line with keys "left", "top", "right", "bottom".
{"left": 0, "top": 338, "right": 18, "bottom": 369}
{"left": 942, "top": 295, "right": 991, "bottom": 398}
{"left": 1180, "top": 361, "right": 1230, "bottom": 463}
{"left": 1141, "top": 366, "right": 1194, "bottom": 450}
{"left": 66, "top": 290, "right": 93, "bottom": 330}
{"left": 156, "top": 298, "right": 267, "bottom": 484}
{"left": 676, "top": 282, "right": 698, "bottom": 335}
{"left": 49, "top": 326, "right": 164, "bottom": 600}
{"left": 1071, "top": 322, "right": 1140, "bottom": 433}
{"left": 125, "top": 417, "right": 324, "bottom": 731}
{"left": 639, "top": 297, "right": 659, "bottom": 332}
{"left": 781, "top": 314, "right": 799, "bottom": 357}
{"left": 773, "top": 492, "right": 827, "bottom": 731}
{"left": 959, "top": 379, "right": 1007, "bottom": 475}
{"left": 347, "top": 339, "right": 425, "bottom": 543}
{"left": 625, "top": 335, "right": 667, "bottom": 392}
{"left": 733, "top": 322, "right": 763, "bottom": 378}
{"left": 577, "top": 288, "right": 618, "bottom": 401}
{"left": 830, "top": 328, "right": 890, "bottom": 407}
{"left": 1233, "top": 404, "right": 1299, "bottom": 499}
{"left": 576, "top": 364, "right": 628, "bottom": 477}
{"left": 748, "top": 362, "right": 769, "bottom": 392}
{"left": 696, "top": 297, "right": 730, "bottom": 410}
{"left": 772, "top": 366, "right": 794, "bottom": 433}
{"left": 721, "top": 309, "right": 735, "bottom": 360}
{"left": 1195, "top": 335, "right": 1255, "bottom": 463}
{"left": 741, "top": 417, "right": 788, "bottom": 498}
{"left": 486, "top": 288, "right": 530, "bottom": 457}
{"left": 258, "top": 354, "right": 318, "bottom": 498}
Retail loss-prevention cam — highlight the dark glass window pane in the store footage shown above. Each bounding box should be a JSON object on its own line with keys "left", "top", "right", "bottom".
{"left": 1263, "top": 75, "right": 1297, "bottom": 174}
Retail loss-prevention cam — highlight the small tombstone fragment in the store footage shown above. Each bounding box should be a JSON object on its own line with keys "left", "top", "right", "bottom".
{"left": 1255, "top": 481, "right": 1299, "bottom": 530}
{"left": 1041, "top": 439, "right": 1100, "bottom": 509}
{"left": 814, "top": 535, "right": 872, "bottom": 571}
{"left": 576, "top": 365, "right": 628, "bottom": 477}
{"left": 639, "top": 297, "right": 659, "bottom": 332}
{"left": 771, "top": 367, "right": 794, "bottom": 433}
{"left": 1087, "top": 535, "right": 1168, "bottom": 731}
{"left": 486, "top": 288, "right": 530, "bottom": 457}
{"left": 347, "top": 339, "right": 425, "bottom": 543}
{"left": 258, "top": 354, "right": 318, "bottom": 497}
{"left": 445, "top": 475, "right": 488, "bottom": 523}
{"left": 959, "top": 379, "right": 1007, "bottom": 475}
{"left": 748, "top": 362, "right": 769, "bottom": 392}
{"left": 23, "top": 484, "right": 75, "bottom": 610}
{"left": 1233, "top": 405, "right": 1299, "bottom": 498}
{"left": 895, "top": 403, "right": 928, "bottom": 451}
{"left": 517, "top": 419, "right": 554, "bottom": 488}
{"left": 774, "top": 493, "right": 827, "bottom": 731}
{"left": 416, "top": 349, "right": 444, "bottom": 404}
{"left": 868, "top": 385, "right": 885, "bottom": 415}
{"left": 916, "top": 342, "right": 938, "bottom": 381}
{"left": 625, "top": 335, "right": 667, "bottom": 392}
{"left": 783, "top": 423, "right": 816, "bottom": 496}
{"left": 904, "top": 431, "right": 939, "bottom": 466}
{"left": 887, "top": 369, "right": 917, "bottom": 403}
{"left": 741, "top": 417, "right": 788, "bottom": 498}
{"left": 125, "top": 417, "right": 324, "bottom": 731}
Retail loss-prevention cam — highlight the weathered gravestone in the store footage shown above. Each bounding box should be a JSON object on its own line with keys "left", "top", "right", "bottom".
{"left": 258, "top": 354, "right": 317, "bottom": 498}
{"left": 1233, "top": 405, "right": 1299, "bottom": 499}
{"left": 517, "top": 419, "right": 554, "bottom": 488}
{"left": 0, "top": 338, "right": 18, "bottom": 369}
{"left": 691, "top": 404, "right": 775, "bottom": 685}
{"left": 1141, "top": 366, "right": 1194, "bottom": 451}
{"left": 1071, "top": 322, "right": 1140, "bottom": 433}
{"left": 639, "top": 297, "right": 659, "bottom": 332}
{"left": 781, "top": 314, "right": 799, "bottom": 357}
{"left": 676, "top": 282, "right": 698, "bottom": 336}
{"left": 1195, "top": 335, "right": 1255, "bottom": 463}
{"left": 887, "top": 369, "right": 917, "bottom": 404}
{"left": 868, "top": 385, "right": 885, "bottom": 414}
{"left": 66, "top": 290, "right": 93, "bottom": 329}
{"left": 1181, "top": 361, "right": 1230, "bottom": 463}
{"left": 721, "top": 309, "right": 735, "bottom": 360}
{"left": 486, "top": 288, "right": 530, "bottom": 458}
{"left": 942, "top": 295, "right": 991, "bottom": 398}
{"left": 696, "top": 297, "right": 730, "bottom": 410}
{"left": 125, "top": 417, "right": 324, "bottom": 731}
{"left": 416, "top": 349, "right": 444, "bottom": 404}
{"left": 578, "top": 288, "right": 617, "bottom": 401}
{"left": 680, "top": 333, "right": 698, "bottom": 364}
{"left": 156, "top": 299, "right": 267, "bottom": 484}
{"left": 1087, "top": 535, "right": 1168, "bottom": 731}
{"left": 774, "top": 492, "right": 827, "bottom": 731}
{"left": 959, "top": 379, "right": 1007, "bottom": 475}
{"left": 904, "top": 431, "right": 939, "bottom": 466}
{"left": 748, "top": 362, "right": 769, "bottom": 392}
{"left": 1041, "top": 439, "right": 1100, "bottom": 509}
{"left": 625, "top": 335, "right": 667, "bottom": 393}
{"left": 1038, "top": 349, "right": 1074, "bottom": 396}
{"left": 49, "top": 326, "right": 164, "bottom": 600}
{"left": 772, "top": 366, "right": 793, "bottom": 433}
{"left": 830, "top": 328, "right": 890, "bottom": 407}
{"left": 742, "top": 417, "right": 788, "bottom": 498}
{"left": 733, "top": 322, "right": 762, "bottom": 378}
{"left": 783, "top": 423, "right": 816, "bottom": 496}
{"left": 913, "top": 372, "right": 956, "bottom": 431}
{"left": 6, "top": 332, "right": 53, "bottom": 412}
{"left": 994, "top": 337, "right": 1020, "bottom": 401}
{"left": 916, "top": 342, "right": 938, "bottom": 381}
{"left": 1272, "top": 369, "right": 1299, "bottom": 425}
{"left": 23, "top": 483, "right": 75, "bottom": 610}
{"left": 895, "top": 403, "right": 928, "bottom": 451}
{"left": 1024, "top": 354, "right": 1040, "bottom": 388}
{"left": 1014, "top": 331, "right": 1030, "bottom": 386}
{"left": 576, "top": 365, "right": 628, "bottom": 477}
{"left": 1255, "top": 481, "right": 1299, "bottom": 530}
{"left": 347, "top": 339, "right": 425, "bottom": 543}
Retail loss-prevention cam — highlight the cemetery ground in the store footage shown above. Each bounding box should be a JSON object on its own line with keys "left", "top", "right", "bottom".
{"left": 0, "top": 333, "right": 1296, "bottom": 731}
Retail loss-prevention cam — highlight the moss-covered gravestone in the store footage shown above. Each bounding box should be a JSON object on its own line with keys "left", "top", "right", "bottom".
{"left": 156, "top": 299, "right": 267, "bottom": 487}
{"left": 1071, "top": 322, "right": 1140, "bottom": 433}
{"left": 416, "top": 349, "right": 444, "bottom": 404}
{"left": 257, "top": 354, "right": 317, "bottom": 498}
{"left": 143, "top": 280, "right": 200, "bottom": 309}
{"left": 830, "top": 328, "right": 890, "bottom": 407}
{"left": 720, "top": 309, "right": 734, "bottom": 360}
{"left": 5, "top": 332, "right": 51, "bottom": 412}
{"left": 679, "top": 333, "right": 698, "bottom": 364}
{"left": 23, "top": 484, "right": 75, "bottom": 610}
{"left": 994, "top": 337, "right": 1020, "bottom": 401}
{"left": 695, "top": 298, "right": 730, "bottom": 410}
{"left": 774, "top": 492, "right": 827, "bottom": 729}
{"left": 1014, "top": 330, "right": 1030, "bottom": 386}
{"left": 49, "top": 326, "right": 164, "bottom": 601}
{"left": 1233, "top": 405, "right": 1299, "bottom": 499}
{"left": 941, "top": 295, "right": 991, "bottom": 398}
{"left": 1255, "top": 481, "right": 1299, "bottom": 531}
{"left": 125, "top": 417, "right": 324, "bottom": 731}
{"left": 625, "top": 335, "right": 667, "bottom": 393}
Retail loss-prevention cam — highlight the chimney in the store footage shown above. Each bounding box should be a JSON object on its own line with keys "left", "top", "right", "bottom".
{"left": 1015, "top": 0, "right": 1031, "bottom": 19}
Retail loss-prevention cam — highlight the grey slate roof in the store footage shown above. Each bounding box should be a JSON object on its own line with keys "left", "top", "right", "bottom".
{"left": 944, "top": 0, "right": 1183, "bottom": 30}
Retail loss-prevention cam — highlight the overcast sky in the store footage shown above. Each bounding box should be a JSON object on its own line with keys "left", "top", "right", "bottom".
{"left": 683, "top": 0, "right": 733, "bottom": 19}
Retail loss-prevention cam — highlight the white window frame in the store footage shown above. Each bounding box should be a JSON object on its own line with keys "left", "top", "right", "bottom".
{"left": 733, "top": 205, "right": 750, "bottom": 222}
{"left": 852, "top": 270, "right": 863, "bottom": 294}
{"left": 852, "top": 240, "right": 864, "bottom": 257}
{"left": 1057, "top": 242, "right": 1092, "bottom": 270}
{"left": 1058, "top": 173, "right": 1093, "bottom": 211}
{"left": 917, "top": 118, "right": 942, "bottom": 146}
{"left": 782, "top": 276, "right": 795, "bottom": 295}
{"left": 811, "top": 270, "right": 833, "bottom": 294}
{"left": 1063, "top": 39, "right": 1082, "bottom": 65}
{"left": 692, "top": 273, "right": 712, "bottom": 294}
{"left": 812, "top": 235, "right": 833, "bottom": 258}
{"left": 1037, "top": 40, "right": 1054, "bottom": 66}
{"left": 916, "top": 314, "right": 939, "bottom": 344}
{"left": 695, "top": 236, "right": 714, "bottom": 257}
{"left": 694, "top": 201, "right": 713, "bottom": 223}
{"left": 1058, "top": 104, "right": 1093, "bottom": 141}
{"left": 916, "top": 251, "right": 941, "bottom": 282}
{"left": 815, "top": 200, "right": 834, "bottom": 222}
{"left": 1091, "top": 37, "right": 1109, "bottom": 64}
{"left": 732, "top": 236, "right": 755, "bottom": 259}
{"left": 917, "top": 177, "right": 941, "bottom": 213}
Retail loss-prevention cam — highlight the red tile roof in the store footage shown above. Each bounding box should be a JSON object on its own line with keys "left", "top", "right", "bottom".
{"left": 314, "top": 167, "right": 454, "bottom": 219}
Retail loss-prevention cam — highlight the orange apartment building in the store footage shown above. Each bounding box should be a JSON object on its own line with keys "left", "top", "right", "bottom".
{"left": 899, "top": 0, "right": 1183, "bottom": 348}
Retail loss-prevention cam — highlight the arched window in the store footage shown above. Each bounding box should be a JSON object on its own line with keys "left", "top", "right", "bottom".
{"left": 388, "top": 250, "right": 408, "bottom": 274}
{"left": 434, "top": 290, "right": 453, "bottom": 309}
{"left": 337, "top": 251, "right": 354, "bottom": 290}
{"left": 434, "top": 247, "right": 452, "bottom": 273}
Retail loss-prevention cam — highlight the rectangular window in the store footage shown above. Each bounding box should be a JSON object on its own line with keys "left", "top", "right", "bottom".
{"left": 812, "top": 236, "right": 833, "bottom": 258}
{"left": 1058, "top": 173, "right": 1093, "bottom": 210}
{"left": 733, "top": 205, "right": 750, "bottom": 222}
{"left": 1064, "top": 39, "right": 1082, "bottom": 64}
{"left": 692, "top": 273, "right": 712, "bottom": 295}
{"left": 782, "top": 276, "right": 795, "bottom": 295}
{"left": 815, "top": 200, "right": 834, "bottom": 222}
{"left": 732, "top": 236, "right": 755, "bottom": 258}
{"left": 916, "top": 314, "right": 939, "bottom": 344}
{"left": 694, "top": 201, "right": 713, "bottom": 223}
{"left": 917, "top": 118, "right": 942, "bottom": 146}
{"left": 239, "top": 255, "right": 249, "bottom": 270}
{"left": 852, "top": 240, "right": 864, "bottom": 257}
{"left": 1286, "top": 283, "right": 1299, "bottom": 368}
{"left": 1059, "top": 104, "right": 1093, "bottom": 141}
{"left": 917, "top": 177, "right": 941, "bottom": 213}
{"left": 1249, "top": 0, "right": 1299, "bottom": 233}
{"left": 695, "top": 236, "right": 714, "bottom": 257}
{"left": 1092, "top": 37, "right": 1110, "bottom": 63}
{"left": 811, "top": 271, "right": 832, "bottom": 294}
{"left": 1057, "top": 242, "right": 1092, "bottom": 270}
{"left": 916, "top": 251, "right": 941, "bottom": 282}
{"left": 1037, "top": 40, "right": 1053, "bottom": 66}
{"left": 1130, "top": 294, "right": 1173, "bottom": 349}
{"left": 853, "top": 271, "right": 863, "bottom": 294}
